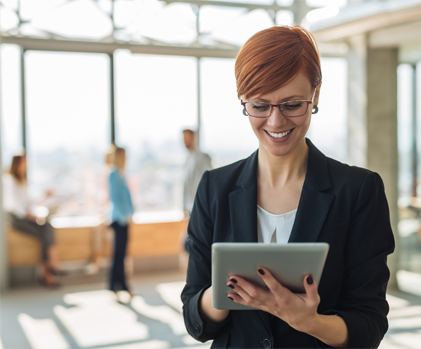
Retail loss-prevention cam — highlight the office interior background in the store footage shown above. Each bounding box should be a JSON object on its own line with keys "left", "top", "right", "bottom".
{"left": 1, "top": 0, "right": 421, "bottom": 348}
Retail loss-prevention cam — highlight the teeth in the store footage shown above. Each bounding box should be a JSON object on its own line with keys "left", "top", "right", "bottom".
{"left": 267, "top": 130, "right": 291, "bottom": 138}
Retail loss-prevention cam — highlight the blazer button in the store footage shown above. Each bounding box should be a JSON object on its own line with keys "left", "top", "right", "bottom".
{"left": 263, "top": 339, "right": 272, "bottom": 349}
{"left": 195, "top": 324, "right": 202, "bottom": 333}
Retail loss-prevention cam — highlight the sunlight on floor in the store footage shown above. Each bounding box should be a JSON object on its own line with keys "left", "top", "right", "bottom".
{"left": 378, "top": 294, "right": 421, "bottom": 349}
{"left": 54, "top": 290, "right": 148, "bottom": 347}
{"left": 13, "top": 281, "right": 210, "bottom": 349}
{"left": 18, "top": 313, "right": 70, "bottom": 349}
{"left": 156, "top": 281, "right": 185, "bottom": 313}
{"left": 97, "top": 340, "right": 170, "bottom": 349}
{"left": 131, "top": 295, "right": 186, "bottom": 335}
{"left": 12, "top": 280, "right": 421, "bottom": 349}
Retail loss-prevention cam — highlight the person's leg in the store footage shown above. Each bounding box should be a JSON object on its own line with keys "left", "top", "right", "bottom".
{"left": 42, "top": 222, "right": 60, "bottom": 270}
{"left": 114, "top": 223, "right": 128, "bottom": 291}
{"left": 109, "top": 222, "right": 120, "bottom": 291}
{"left": 92, "top": 224, "right": 103, "bottom": 266}
{"left": 10, "top": 216, "right": 58, "bottom": 286}
{"left": 119, "top": 225, "right": 129, "bottom": 292}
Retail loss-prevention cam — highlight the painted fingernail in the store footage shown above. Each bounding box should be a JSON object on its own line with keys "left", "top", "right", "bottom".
{"left": 228, "top": 284, "right": 235, "bottom": 289}
{"left": 229, "top": 278, "right": 238, "bottom": 284}
{"left": 307, "top": 275, "right": 313, "bottom": 285}
{"left": 227, "top": 296, "right": 234, "bottom": 301}
{"left": 258, "top": 268, "right": 265, "bottom": 275}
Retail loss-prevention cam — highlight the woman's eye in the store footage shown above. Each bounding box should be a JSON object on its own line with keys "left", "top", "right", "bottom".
{"left": 284, "top": 103, "right": 303, "bottom": 110}
{"left": 252, "top": 104, "right": 270, "bottom": 111}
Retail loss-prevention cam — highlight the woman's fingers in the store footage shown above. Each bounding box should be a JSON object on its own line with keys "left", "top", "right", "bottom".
{"left": 227, "top": 276, "right": 269, "bottom": 307}
{"left": 228, "top": 276, "right": 262, "bottom": 300}
{"left": 303, "top": 274, "right": 320, "bottom": 305}
{"left": 257, "top": 267, "right": 291, "bottom": 299}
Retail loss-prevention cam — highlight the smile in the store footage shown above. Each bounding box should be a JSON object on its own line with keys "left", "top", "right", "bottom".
{"left": 265, "top": 129, "right": 293, "bottom": 139}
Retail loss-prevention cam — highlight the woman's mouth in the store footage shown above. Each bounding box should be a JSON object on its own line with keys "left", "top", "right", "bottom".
{"left": 264, "top": 128, "right": 294, "bottom": 142}
{"left": 265, "top": 129, "right": 292, "bottom": 138}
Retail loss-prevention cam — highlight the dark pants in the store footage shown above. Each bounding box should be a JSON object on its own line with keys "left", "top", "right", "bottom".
{"left": 10, "top": 214, "right": 55, "bottom": 261}
{"left": 109, "top": 221, "right": 129, "bottom": 291}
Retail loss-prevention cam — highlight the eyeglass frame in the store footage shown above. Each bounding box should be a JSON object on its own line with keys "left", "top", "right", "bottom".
{"left": 240, "top": 85, "right": 319, "bottom": 118}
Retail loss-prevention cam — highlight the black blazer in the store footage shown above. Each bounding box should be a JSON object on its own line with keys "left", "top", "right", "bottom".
{"left": 181, "top": 139, "right": 395, "bottom": 349}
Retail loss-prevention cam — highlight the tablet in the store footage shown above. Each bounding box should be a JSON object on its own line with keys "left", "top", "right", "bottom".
{"left": 212, "top": 242, "right": 329, "bottom": 310}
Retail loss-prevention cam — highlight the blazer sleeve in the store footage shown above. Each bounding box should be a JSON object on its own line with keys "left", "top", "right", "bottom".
{"left": 331, "top": 172, "right": 395, "bottom": 348}
{"left": 181, "top": 171, "right": 231, "bottom": 342}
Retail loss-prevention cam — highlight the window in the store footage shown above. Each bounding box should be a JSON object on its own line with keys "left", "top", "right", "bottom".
{"left": 307, "top": 57, "right": 348, "bottom": 162}
{"left": 115, "top": 51, "right": 197, "bottom": 212}
{"left": 200, "top": 58, "right": 258, "bottom": 167}
{"left": 1, "top": 44, "right": 22, "bottom": 170}
{"left": 25, "top": 51, "right": 110, "bottom": 216}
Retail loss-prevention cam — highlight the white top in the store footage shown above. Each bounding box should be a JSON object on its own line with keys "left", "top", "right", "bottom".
{"left": 257, "top": 205, "right": 297, "bottom": 244}
{"left": 2, "top": 173, "right": 31, "bottom": 218}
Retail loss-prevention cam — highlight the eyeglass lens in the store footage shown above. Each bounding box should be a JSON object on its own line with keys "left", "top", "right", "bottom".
{"left": 245, "top": 101, "right": 308, "bottom": 117}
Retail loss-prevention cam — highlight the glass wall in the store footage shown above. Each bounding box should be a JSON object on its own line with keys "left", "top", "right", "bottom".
{"left": 115, "top": 50, "right": 197, "bottom": 213}
{"left": 200, "top": 58, "right": 258, "bottom": 167}
{"left": 1, "top": 44, "right": 22, "bottom": 170}
{"left": 1, "top": 0, "right": 350, "bottom": 218}
{"left": 25, "top": 51, "right": 110, "bottom": 217}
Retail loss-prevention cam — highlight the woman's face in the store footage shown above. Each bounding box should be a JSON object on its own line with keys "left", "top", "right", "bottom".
{"left": 246, "top": 72, "right": 319, "bottom": 158}
{"left": 119, "top": 151, "right": 126, "bottom": 168}
{"left": 18, "top": 157, "right": 27, "bottom": 176}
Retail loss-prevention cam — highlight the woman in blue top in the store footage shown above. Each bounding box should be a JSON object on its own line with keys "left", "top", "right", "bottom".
{"left": 109, "top": 146, "right": 134, "bottom": 297}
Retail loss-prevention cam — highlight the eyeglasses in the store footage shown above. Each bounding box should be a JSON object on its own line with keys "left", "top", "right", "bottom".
{"left": 241, "top": 86, "right": 318, "bottom": 118}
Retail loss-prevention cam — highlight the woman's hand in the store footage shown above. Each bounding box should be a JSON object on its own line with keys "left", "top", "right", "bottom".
{"left": 227, "top": 268, "right": 349, "bottom": 347}
{"left": 227, "top": 267, "right": 319, "bottom": 333}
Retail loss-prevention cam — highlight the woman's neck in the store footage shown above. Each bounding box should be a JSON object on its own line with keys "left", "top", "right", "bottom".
{"left": 258, "top": 138, "right": 309, "bottom": 187}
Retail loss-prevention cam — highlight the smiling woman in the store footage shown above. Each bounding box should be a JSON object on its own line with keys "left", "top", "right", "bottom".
{"left": 181, "top": 25, "right": 395, "bottom": 349}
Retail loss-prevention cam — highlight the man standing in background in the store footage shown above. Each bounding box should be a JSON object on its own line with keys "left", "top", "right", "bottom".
{"left": 179, "top": 129, "right": 212, "bottom": 270}
{"left": 182, "top": 129, "right": 212, "bottom": 216}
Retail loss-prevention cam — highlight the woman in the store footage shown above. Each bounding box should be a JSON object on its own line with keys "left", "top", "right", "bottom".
{"left": 3, "top": 154, "right": 62, "bottom": 287}
{"left": 109, "top": 146, "right": 134, "bottom": 298}
{"left": 181, "top": 26, "right": 395, "bottom": 348}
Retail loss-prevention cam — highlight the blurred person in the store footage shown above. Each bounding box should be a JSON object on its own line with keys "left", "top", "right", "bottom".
{"left": 182, "top": 129, "right": 212, "bottom": 217}
{"left": 86, "top": 145, "right": 116, "bottom": 275}
{"left": 179, "top": 129, "right": 212, "bottom": 271}
{"left": 109, "top": 147, "right": 134, "bottom": 299}
{"left": 3, "top": 154, "right": 64, "bottom": 287}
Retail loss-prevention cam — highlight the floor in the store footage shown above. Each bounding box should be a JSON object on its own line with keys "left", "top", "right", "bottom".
{"left": 0, "top": 271, "right": 420, "bottom": 349}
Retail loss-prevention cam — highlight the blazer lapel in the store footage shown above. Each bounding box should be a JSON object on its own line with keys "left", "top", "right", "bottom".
{"left": 289, "top": 139, "right": 335, "bottom": 243}
{"left": 229, "top": 150, "right": 259, "bottom": 243}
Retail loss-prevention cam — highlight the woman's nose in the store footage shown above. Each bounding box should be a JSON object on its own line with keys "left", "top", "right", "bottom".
{"left": 266, "top": 107, "right": 288, "bottom": 128}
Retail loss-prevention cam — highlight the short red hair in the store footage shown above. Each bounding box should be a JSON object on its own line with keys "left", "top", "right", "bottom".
{"left": 235, "top": 25, "right": 322, "bottom": 100}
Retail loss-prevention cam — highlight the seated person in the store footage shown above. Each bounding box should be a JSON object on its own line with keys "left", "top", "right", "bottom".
{"left": 3, "top": 154, "right": 64, "bottom": 287}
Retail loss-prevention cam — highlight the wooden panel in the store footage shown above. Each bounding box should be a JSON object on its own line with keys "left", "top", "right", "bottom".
{"left": 8, "top": 228, "right": 41, "bottom": 266}
{"left": 55, "top": 227, "right": 92, "bottom": 261}
{"left": 129, "top": 221, "right": 185, "bottom": 257}
{"left": 9, "top": 220, "right": 185, "bottom": 266}
{"left": 104, "top": 221, "right": 186, "bottom": 258}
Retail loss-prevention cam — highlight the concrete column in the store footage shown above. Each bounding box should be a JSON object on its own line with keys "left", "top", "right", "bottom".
{"left": 347, "top": 35, "right": 399, "bottom": 287}
{"left": 366, "top": 47, "right": 399, "bottom": 287}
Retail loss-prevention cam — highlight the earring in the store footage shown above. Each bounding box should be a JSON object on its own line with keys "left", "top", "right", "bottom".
{"left": 242, "top": 109, "right": 248, "bottom": 116}
{"left": 312, "top": 105, "right": 319, "bottom": 114}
